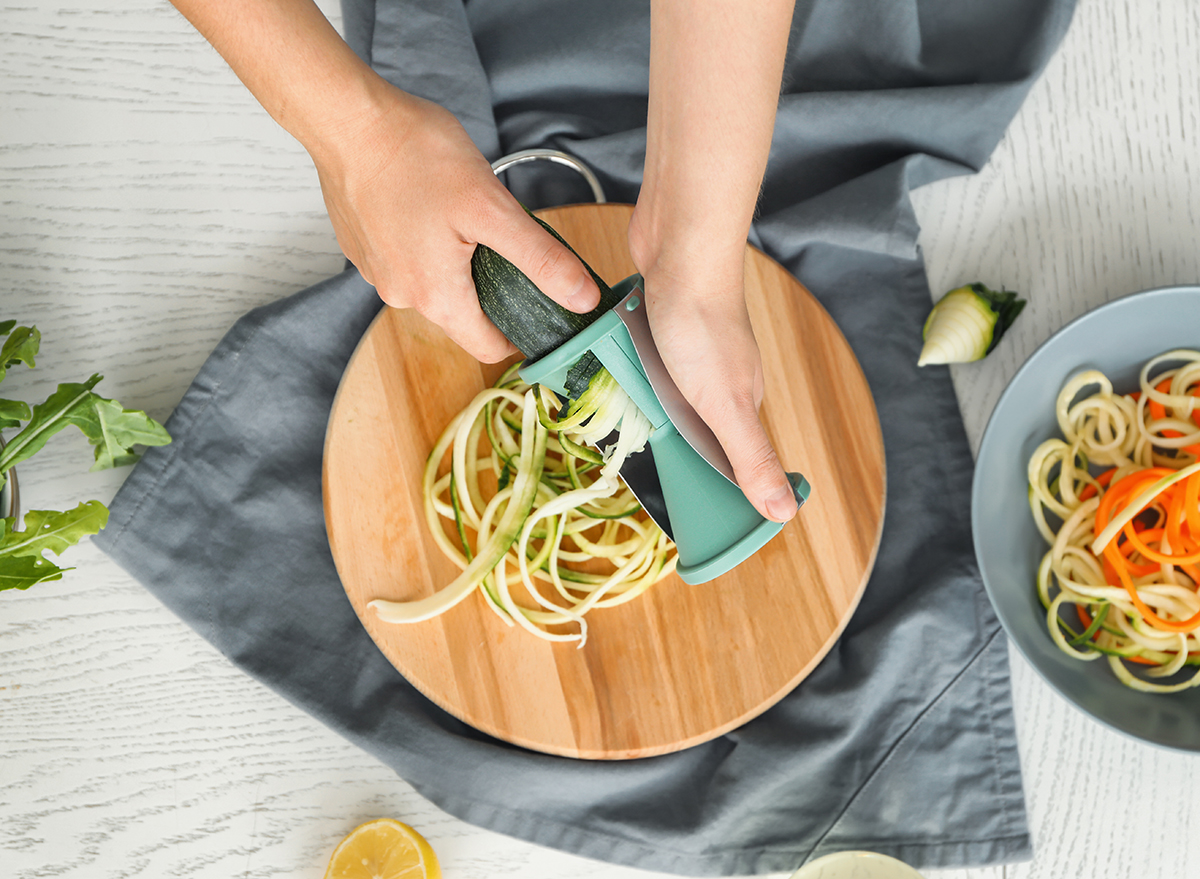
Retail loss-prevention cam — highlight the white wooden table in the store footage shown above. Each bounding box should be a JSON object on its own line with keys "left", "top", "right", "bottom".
{"left": 2, "top": 1, "right": 1198, "bottom": 877}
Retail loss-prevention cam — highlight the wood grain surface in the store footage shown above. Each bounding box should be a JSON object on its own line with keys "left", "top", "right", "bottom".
{"left": 324, "top": 203, "right": 884, "bottom": 759}
{"left": 3, "top": 0, "right": 1199, "bottom": 876}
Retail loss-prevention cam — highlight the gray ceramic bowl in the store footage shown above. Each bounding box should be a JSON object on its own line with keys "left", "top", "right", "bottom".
{"left": 973, "top": 285, "right": 1200, "bottom": 751}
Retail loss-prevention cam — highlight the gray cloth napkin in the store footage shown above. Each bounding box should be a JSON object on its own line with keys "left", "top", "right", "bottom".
{"left": 95, "top": 0, "right": 1077, "bottom": 874}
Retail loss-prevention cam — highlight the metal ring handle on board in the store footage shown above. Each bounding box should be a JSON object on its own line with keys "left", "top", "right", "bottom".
{"left": 490, "top": 149, "right": 607, "bottom": 204}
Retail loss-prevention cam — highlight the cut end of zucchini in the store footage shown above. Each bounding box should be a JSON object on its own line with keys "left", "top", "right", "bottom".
{"left": 917, "top": 282, "right": 1026, "bottom": 366}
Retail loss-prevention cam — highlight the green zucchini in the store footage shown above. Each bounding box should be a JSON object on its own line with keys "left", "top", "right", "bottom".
{"left": 471, "top": 213, "right": 623, "bottom": 365}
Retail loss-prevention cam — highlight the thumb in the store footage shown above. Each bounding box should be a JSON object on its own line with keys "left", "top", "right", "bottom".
{"left": 706, "top": 393, "right": 798, "bottom": 523}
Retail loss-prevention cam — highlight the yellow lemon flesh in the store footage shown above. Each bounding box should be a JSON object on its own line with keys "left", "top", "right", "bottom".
{"left": 324, "top": 818, "right": 441, "bottom": 879}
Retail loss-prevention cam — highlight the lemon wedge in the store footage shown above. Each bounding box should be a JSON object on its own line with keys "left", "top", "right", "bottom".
{"left": 323, "top": 818, "right": 442, "bottom": 879}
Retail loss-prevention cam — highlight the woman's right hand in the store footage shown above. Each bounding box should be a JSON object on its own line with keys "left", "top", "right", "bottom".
{"left": 308, "top": 85, "right": 601, "bottom": 362}
{"left": 165, "top": 0, "right": 600, "bottom": 362}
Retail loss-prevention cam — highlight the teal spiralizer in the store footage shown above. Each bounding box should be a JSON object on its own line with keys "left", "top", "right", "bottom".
{"left": 518, "top": 274, "right": 810, "bottom": 585}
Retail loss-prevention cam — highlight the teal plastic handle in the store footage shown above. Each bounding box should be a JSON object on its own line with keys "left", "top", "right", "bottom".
{"left": 519, "top": 276, "right": 809, "bottom": 584}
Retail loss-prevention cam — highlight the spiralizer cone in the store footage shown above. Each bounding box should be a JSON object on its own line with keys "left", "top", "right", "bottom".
{"left": 519, "top": 275, "right": 810, "bottom": 585}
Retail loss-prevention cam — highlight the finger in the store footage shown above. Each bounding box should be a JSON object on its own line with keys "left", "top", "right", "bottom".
{"left": 429, "top": 293, "right": 519, "bottom": 363}
{"left": 441, "top": 312, "right": 519, "bottom": 363}
{"left": 379, "top": 271, "right": 518, "bottom": 363}
{"left": 701, "top": 391, "right": 797, "bottom": 523}
{"left": 472, "top": 194, "right": 601, "bottom": 314}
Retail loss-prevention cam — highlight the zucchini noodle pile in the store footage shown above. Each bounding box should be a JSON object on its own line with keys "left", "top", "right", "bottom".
{"left": 369, "top": 364, "right": 677, "bottom": 646}
{"left": 1028, "top": 349, "right": 1200, "bottom": 692}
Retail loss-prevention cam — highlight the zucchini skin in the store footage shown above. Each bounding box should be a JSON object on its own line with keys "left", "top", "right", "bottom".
{"left": 472, "top": 214, "right": 622, "bottom": 362}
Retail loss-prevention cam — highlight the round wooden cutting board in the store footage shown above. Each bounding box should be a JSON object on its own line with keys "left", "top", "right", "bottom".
{"left": 323, "top": 203, "right": 885, "bottom": 759}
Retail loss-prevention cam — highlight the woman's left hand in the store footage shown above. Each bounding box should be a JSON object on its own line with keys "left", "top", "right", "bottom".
{"left": 633, "top": 0, "right": 799, "bottom": 522}
{"left": 629, "top": 231, "right": 798, "bottom": 523}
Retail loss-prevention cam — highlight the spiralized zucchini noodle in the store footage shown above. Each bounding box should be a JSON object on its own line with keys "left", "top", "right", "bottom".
{"left": 1028, "top": 349, "right": 1200, "bottom": 692}
{"left": 369, "top": 363, "right": 677, "bottom": 646}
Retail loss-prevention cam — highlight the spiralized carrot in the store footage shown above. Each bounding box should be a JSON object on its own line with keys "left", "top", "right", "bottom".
{"left": 413, "top": 363, "right": 676, "bottom": 646}
{"left": 1028, "top": 349, "right": 1200, "bottom": 693}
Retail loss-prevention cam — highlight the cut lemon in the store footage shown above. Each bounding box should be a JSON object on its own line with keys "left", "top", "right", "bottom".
{"left": 323, "top": 818, "right": 442, "bottom": 879}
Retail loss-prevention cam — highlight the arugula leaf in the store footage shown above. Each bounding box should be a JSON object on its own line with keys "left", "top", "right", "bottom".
{"left": 0, "top": 504, "right": 108, "bottom": 592}
{"left": 0, "top": 375, "right": 171, "bottom": 475}
{"left": 71, "top": 396, "right": 173, "bottom": 471}
{"left": 0, "top": 325, "right": 39, "bottom": 384}
{"left": 0, "top": 318, "right": 174, "bottom": 595}
{"left": 0, "top": 554, "right": 70, "bottom": 592}
{"left": 1, "top": 501, "right": 109, "bottom": 560}
{"left": 0, "top": 376, "right": 103, "bottom": 475}
{"left": 0, "top": 398, "right": 31, "bottom": 430}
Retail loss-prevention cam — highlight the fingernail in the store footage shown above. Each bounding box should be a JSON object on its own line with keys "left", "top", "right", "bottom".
{"left": 567, "top": 277, "right": 598, "bottom": 312}
{"left": 766, "top": 485, "right": 798, "bottom": 522}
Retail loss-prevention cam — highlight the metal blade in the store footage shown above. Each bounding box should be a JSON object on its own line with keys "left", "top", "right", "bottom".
{"left": 614, "top": 284, "right": 738, "bottom": 485}
{"left": 594, "top": 431, "right": 674, "bottom": 541}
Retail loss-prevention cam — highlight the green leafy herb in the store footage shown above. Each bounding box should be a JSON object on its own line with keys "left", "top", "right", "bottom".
{"left": 0, "top": 502, "right": 110, "bottom": 590}
{"left": 0, "top": 399, "right": 31, "bottom": 431}
{"left": 0, "top": 554, "right": 70, "bottom": 592}
{"left": 0, "top": 321, "right": 171, "bottom": 592}
{"left": 0, "top": 325, "right": 39, "bottom": 383}
{"left": 0, "top": 375, "right": 171, "bottom": 475}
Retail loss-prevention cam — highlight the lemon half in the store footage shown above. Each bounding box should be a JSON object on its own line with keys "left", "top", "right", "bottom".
{"left": 323, "top": 818, "right": 442, "bottom": 879}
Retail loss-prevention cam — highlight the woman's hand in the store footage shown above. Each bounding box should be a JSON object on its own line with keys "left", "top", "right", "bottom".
{"left": 629, "top": 229, "right": 798, "bottom": 523}
{"left": 167, "top": 0, "right": 599, "bottom": 363}
{"left": 309, "top": 86, "right": 600, "bottom": 362}
{"left": 634, "top": 0, "right": 798, "bottom": 522}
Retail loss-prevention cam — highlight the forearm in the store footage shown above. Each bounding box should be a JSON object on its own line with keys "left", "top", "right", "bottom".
{"left": 168, "top": 0, "right": 397, "bottom": 157}
{"left": 635, "top": 0, "right": 794, "bottom": 279}
{"left": 166, "top": 0, "right": 601, "bottom": 361}
{"left": 631, "top": 0, "right": 798, "bottom": 522}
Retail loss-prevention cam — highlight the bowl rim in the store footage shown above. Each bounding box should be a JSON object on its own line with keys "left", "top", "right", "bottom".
{"left": 972, "top": 284, "right": 1200, "bottom": 752}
